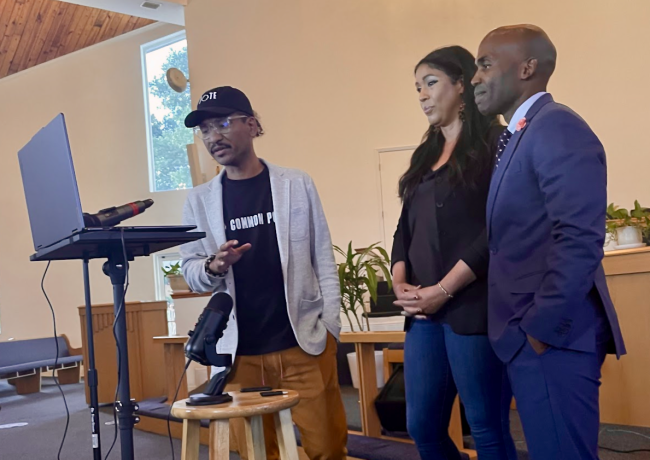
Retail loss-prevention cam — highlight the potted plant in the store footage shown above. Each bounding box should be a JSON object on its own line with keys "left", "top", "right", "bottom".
{"left": 606, "top": 201, "right": 650, "bottom": 249}
{"left": 162, "top": 262, "right": 190, "bottom": 292}
{"left": 334, "top": 241, "right": 392, "bottom": 388}
{"left": 334, "top": 242, "right": 392, "bottom": 332}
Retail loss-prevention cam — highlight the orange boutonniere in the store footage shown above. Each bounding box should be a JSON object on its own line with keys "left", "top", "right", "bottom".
{"left": 516, "top": 117, "right": 527, "bottom": 132}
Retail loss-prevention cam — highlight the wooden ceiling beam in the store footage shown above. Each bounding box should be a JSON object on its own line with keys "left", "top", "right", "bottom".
{"left": 8, "top": 0, "right": 49, "bottom": 75}
{"left": 0, "top": 0, "right": 41, "bottom": 77}
{"left": 0, "top": 0, "right": 155, "bottom": 79}
{"left": 34, "top": 1, "right": 70, "bottom": 66}
{"left": 21, "top": 0, "right": 62, "bottom": 70}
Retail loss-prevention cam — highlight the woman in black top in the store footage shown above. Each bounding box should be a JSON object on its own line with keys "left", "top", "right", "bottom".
{"left": 391, "top": 46, "right": 517, "bottom": 460}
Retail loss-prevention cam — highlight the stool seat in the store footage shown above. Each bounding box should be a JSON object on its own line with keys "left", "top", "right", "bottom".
{"left": 171, "top": 389, "right": 300, "bottom": 420}
{"left": 172, "top": 390, "right": 301, "bottom": 460}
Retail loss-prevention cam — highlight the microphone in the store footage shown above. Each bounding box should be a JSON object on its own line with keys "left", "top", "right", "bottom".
{"left": 83, "top": 199, "right": 154, "bottom": 228}
{"left": 185, "top": 292, "right": 233, "bottom": 367}
{"left": 184, "top": 292, "right": 235, "bottom": 406}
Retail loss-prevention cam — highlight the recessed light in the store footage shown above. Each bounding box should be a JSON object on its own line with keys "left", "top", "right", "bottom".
{"left": 141, "top": 1, "right": 161, "bottom": 10}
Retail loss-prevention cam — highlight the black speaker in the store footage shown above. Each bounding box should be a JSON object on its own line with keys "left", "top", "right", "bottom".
{"left": 374, "top": 364, "right": 407, "bottom": 433}
{"left": 367, "top": 281, "right": 400, "bottom": 318}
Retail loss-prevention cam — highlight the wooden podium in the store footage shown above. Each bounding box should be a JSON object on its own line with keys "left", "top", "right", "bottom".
{"left": 78, "top": 300, "right": 169, "bottom": 404}
{"left": 600, "top": 247, "right": 650, "bottom": 427}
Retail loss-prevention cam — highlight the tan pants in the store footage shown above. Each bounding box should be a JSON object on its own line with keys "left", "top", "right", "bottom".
{"left": 225, "top": 333, "right": 348, "bottom": 460}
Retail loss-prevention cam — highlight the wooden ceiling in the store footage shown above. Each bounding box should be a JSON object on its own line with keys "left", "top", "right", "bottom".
{"left": 0, "top": 0, "right": 154, "bottom": 79}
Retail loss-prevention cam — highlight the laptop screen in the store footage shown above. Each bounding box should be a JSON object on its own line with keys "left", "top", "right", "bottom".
{"left": 18, "top": 114, "right": 85, "bottom": 250}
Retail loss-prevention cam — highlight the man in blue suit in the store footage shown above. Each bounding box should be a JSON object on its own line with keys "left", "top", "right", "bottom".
{"left": 471, "top": 25, "right": 626, "bottom": 459}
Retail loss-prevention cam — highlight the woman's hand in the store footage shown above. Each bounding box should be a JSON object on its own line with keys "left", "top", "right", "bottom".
{"left": 393, "top": 282, "right": 427, "bottom": 318}
{"left": 394, "top": 285, "right": 449, "bottom": 317}
{"left": 393, "top": 282, "right": 421, "bottom": 300}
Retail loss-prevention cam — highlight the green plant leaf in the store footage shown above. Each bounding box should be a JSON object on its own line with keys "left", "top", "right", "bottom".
{"left": 357, "top": 243, "right": 378, "bottom": 263}
{"left": 337, "top": 262, "right": 347, "bottom": 281}
{"left": 375, "top": 246, "right": 391, "bottom": 265}
{"left": 607, "top": 204, "right": 629, "bottom": 221}
{"left": 364, "top": 265, "right": 378, "bottom": 304}
{"left": 376, "top": 263, "right": 393, "bottom": 290}
{"left": 631, "top": 200, "right": 648, "bottom": 219}
{"left": 162, "top": 261, "right": 181, "bottom": 276}
{"left": 334, "top": 241, "right": 392, "bottom": 332}
{"left": 333, "top": 244, "right": 348, "bottom": 260}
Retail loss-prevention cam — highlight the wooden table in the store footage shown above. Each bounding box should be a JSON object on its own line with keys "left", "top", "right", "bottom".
{"left": 340, "top": 331, "right": 474, "bottom": 457}
{"left": 600, "top": 246, "right": 650, "bottom": 427}
{"left": 340, "top": 331, "right": 404, "bottom": 438}
{"left": 170, "top": 291, "right": 211, "bottom": 300}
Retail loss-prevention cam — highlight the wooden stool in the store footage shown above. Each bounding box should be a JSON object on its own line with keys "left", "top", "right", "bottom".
{"left": 171, "top": 390, "right": 301, "bottom": 460}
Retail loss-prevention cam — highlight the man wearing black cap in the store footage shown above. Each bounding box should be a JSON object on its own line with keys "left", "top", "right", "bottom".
{"left": 180, "top": 87, "right": 347, "bottom": 460}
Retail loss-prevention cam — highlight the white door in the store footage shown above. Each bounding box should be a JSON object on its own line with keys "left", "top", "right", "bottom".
{"left": 378, "top": 147, "right": 415, "bottom": 256}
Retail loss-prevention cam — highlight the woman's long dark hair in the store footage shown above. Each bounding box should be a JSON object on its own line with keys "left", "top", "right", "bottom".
{"left": 399, "top": 46, "right": 500, "bottom": 202}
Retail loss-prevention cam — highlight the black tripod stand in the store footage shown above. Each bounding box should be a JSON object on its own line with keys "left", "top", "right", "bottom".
{"left": 32, "top": 227, "right": 204, "bottom": 460}
{"left": 81, "top": 249, "right": 136, "bottom": 460}
{"left": 82, "top": 259, "right": 101, "bottom": 460}
{"left": 104, "top": 245, "right": 137, "bottom": 457}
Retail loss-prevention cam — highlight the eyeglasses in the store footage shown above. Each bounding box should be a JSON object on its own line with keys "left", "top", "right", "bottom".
{"left": 193, "top": 115, "right": 249, "bottom": 139}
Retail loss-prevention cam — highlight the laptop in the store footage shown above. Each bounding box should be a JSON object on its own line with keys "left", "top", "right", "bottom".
{"left": 18, "top": 113, "right": 194, "bottom": 251}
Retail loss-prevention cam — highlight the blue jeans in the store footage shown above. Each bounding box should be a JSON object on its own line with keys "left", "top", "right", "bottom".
{"left": 404, "top": 320, "right": 517, "bottom": 460}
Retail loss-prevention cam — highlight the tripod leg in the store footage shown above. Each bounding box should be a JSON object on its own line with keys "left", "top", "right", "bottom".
{"left": 83, "top": 259, "right": 102, "bottom": 460}
{"left": 105, "top": 250, "right": 136, "bottom": 460}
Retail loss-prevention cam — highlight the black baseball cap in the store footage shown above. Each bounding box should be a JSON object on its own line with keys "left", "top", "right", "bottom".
{"left": 184, "top": 86, "right": 254, "bottom": 128}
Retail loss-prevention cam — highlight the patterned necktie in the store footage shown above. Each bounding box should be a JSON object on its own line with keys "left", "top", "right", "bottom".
{"left": 495, "top": 128, "right": 513, "bottom": 169}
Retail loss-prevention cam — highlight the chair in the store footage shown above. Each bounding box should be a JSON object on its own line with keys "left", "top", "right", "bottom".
{"left": 0, "top": 335, "right": 82, "bottom": 394}
{"left": 382, "top": 343, "right": 404, "bottom": 384}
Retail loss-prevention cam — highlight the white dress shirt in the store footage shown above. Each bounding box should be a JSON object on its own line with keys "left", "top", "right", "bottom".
{"left": 507, "top": 92, "right": 547, "bottom": 133}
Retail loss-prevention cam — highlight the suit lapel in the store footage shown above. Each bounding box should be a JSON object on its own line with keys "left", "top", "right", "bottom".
{"left": 205, "top": 170, "right": 228, "bottom": 245}
{"left": 487, "top": 94, "right": 554, "bottom": 238}
{"left": 268, "top": 163, "right": 290, "bottom": 281}
{"left": 486, "top": 129, "right": 525, "bottom": 232}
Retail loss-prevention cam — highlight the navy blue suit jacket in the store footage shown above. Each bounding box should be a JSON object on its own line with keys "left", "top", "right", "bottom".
{"left": 487, "top": 94, "right": 626, "bottom": 363}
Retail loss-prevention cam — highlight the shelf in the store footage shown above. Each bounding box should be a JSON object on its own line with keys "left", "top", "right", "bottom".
{"left": 604, "top": 246, "right": 650, "bottom": 257}
{"left": 170, "top": 291, "right": 212, "bottom": 300}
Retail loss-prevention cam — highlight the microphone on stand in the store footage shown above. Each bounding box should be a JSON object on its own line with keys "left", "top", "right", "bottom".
{"left": 185, "top": 292, "right": 232, "bottom": 365}
{"left": 184, "top": 292, "right": 235, "bottom": 406}
{"left": 83, "top": 199, "right": 154, "bottom": 227}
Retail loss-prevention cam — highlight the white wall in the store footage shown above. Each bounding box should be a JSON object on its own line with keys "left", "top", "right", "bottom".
{"left": 0, "top": 23, "right": 187, "bottom": 346}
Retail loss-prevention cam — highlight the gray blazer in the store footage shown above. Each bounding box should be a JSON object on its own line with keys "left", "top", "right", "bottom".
{"left": 180, "top": 160, "right": 341, "bottom": 366}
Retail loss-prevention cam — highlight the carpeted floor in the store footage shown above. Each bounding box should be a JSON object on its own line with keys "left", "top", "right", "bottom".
{"left": 0, "top": 378, "right": 237, "bottom": 459}
{"left": 1, "top": 378, "right": 649, "bottom": 459}
{"left": 338, "top": 385, "right": 650, "bottom": 459}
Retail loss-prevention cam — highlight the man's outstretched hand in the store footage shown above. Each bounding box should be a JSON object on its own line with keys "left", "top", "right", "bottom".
{"left": 210, "top": 240, "right": 252, "bottom": 274}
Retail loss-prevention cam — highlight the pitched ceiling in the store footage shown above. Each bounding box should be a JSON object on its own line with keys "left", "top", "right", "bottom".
{"left": 0, "top": 0, "right": 154, "bottom": 80}
{"left": 59, "top": 0, "right": 184, "bottom": 26}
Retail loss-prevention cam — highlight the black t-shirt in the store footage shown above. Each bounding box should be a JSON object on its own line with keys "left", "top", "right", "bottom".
{"left": 222, "top": 165, "right": 298, "bottom": 355}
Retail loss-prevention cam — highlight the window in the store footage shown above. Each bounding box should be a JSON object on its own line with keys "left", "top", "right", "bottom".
{"left": 153, "top": 252, "right": 183, "bottom": 336}
{"left": 142, "top": 31, "right": 193, "bottom": 192}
